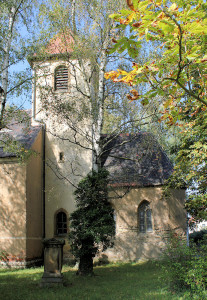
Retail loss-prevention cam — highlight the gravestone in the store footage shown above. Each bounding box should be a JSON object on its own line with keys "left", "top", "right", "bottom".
{"left": 40, "top": 238, "right": 65, "bottom": 287}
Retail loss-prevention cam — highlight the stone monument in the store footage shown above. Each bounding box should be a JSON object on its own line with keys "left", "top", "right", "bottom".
{"left": 40, "top": 238, "right": 65, "bottom": 287}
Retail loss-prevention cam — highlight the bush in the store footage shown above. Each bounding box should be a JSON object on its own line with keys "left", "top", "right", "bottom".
{"left": 185, "top": 243, "right": 207, "bottom": 297}
{"left": 161, "top": 233, "right": 207, "bottom": 298}
{"left": 190, "top": 229, "right": 207, "bottom": 246}
{"left": 69, "top": 168, "right": 115, "bottom": 276}
{"left": 162, "top": 233, "right": 192, "bottom": 290}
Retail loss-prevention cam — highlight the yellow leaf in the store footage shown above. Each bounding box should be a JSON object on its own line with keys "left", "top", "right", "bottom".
{"left": 127, "top": 12, "right": 136, "bottom": 23}
{"left": 118, "top": 69, "right": 129, "bottom": 76}
{"left": 104, "top": 71, "right": 119, "bottom": 80}
{"left": 169, "top": 3, "right": 177, "bottom": 11}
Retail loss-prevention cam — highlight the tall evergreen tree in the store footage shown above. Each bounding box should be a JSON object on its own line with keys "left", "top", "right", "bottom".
{"left": 69, "top": 168, "right": 115, "bottom": 275}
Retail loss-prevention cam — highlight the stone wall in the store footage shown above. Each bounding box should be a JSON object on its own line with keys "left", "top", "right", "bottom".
{"left": 103, "top": 187, "right": 186, "bottom": 262}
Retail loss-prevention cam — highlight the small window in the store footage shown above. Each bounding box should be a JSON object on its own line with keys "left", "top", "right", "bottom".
{"left": 138, "top": 201, "right": 152, "bottom": 233}
{"left": 59, "top": 152, "right": 64, "bottom": 162}
{"left": 55, "top": 65, "right": 68, "bottom": 91}
{"left": 56, "top": 211, "right": 67, "bottom": 236}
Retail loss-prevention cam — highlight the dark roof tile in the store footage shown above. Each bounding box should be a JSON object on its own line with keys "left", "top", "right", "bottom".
{"left": 102, "top": 133, "right": 173, "bottom": 187}
{"left": 0, "top": 110, "right": 42, "bottom": 158}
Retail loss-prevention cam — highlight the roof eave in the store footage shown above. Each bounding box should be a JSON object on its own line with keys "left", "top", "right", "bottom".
{"left": 28, "top": 52, "right": 74, "bottom": 67}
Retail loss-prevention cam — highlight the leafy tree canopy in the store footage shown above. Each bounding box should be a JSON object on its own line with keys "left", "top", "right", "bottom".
{"left": 105, "top": 0, "right": 207, "bottom": 114}
{"left": 105, "top": 0, "right": 207, "bottom": 223}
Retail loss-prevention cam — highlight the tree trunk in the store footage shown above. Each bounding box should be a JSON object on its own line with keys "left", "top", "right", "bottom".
{"left": 92, "top": 38, "right": 109, "bottom": 171}
{"left": 77, "top": 253, "right": 94, "bottom": 276}
{"left": 71, "top": 0, "right": 77, "bottom": 35}
{"left": 0, "top": 4, "right": 16, "bottom": 129}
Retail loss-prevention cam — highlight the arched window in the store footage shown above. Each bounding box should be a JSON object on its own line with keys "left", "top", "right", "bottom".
{"left": 54, "top": 65, "right": 68, "bottom": 91}
{"left": 56, "top": 211, "right": 67, "bottom": 236}
{"left": 138, "top": 201, "right": 152, "bottom": 233}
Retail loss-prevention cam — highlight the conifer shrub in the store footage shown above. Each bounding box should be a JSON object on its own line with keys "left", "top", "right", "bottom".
{"left": 69, "top": 168, "right": 115, "bottom": 276}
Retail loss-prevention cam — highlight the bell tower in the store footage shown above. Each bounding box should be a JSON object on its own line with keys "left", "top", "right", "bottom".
{"left": 30, "top": 34, "right": 92, "bottom": 240}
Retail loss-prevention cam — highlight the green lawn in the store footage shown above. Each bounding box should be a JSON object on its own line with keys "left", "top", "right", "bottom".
{"left": 0, "top": 261, "right": 185, "bottom": 300}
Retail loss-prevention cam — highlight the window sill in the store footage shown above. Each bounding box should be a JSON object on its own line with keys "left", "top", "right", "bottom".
{"left": 54, "top": 235, "right": 67, "bottom": 239}
{"left": 138, "top": 231, "right": 153, "bottom": 235}
{"left": 54, "top": 90, "right": 69, "bottom": 93}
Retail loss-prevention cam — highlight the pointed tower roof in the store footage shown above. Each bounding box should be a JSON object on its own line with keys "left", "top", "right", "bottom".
{"left": 45, "top": 32, "right": 74, "bottom": 55}
{"left": 29, "top": 31, "right": 75, "bottom": 64}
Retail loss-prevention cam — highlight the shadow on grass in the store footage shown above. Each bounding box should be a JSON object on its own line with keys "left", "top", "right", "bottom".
{"left": 0, "top": 262, "right": 183, "bottom": 300}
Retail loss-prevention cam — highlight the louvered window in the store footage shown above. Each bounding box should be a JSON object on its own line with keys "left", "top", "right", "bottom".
{"left": 138, "top": 201, "right": 152, "bottom": 233}
{"left": 56, "top": 211, "right": 67, "bottom": 236}
{"left": 55, "top": 66, "right": 68, "bottom": 91}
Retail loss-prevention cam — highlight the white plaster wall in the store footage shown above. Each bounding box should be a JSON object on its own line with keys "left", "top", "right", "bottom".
{"left": 32, "top": 58, "right": 92, "bottom": 239}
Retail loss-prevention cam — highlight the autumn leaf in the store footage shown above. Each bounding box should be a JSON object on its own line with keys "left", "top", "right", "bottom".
{"left": 107, "top": 0, "right": 207, "bottom": 108}
{"left": 132, "top": 21, "right": 142, "bottom": 28}
{"left": 105, "top": 71, "right": 119, "bottom": 80}
{"left": 119, "top": 18, "right": 128, "bottom": 25}
{"left": 126, "top": 89, "right": 140, "bottom": 102}
{"left": 126, "top": 0, "right": 134, "bottom": 10}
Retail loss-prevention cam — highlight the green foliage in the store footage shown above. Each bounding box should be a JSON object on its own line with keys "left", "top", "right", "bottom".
{"left": 170, "top": 106, "right": 207, "bottom": 221}
{"left": 106, "top": 0, "right": 207, "bottom": 108}
{"left": 0, "top": 0, "right": 35, "bottom": 90}
{"left": 161, "top": 233, "right": 207, "bottom": 298}
{"left": 185, "top": 245, "right": 207, "bottom": 298}
{"left": 1, "top": 138, "right": 35, "bottom": 162}
{"left": 162, "top": 233, "right": 192, "bottom": 291}
{"left": 106, "top": 0, "right": 207, "bottom": 222}
{"left": 0, "top": 107, "right": 35, "bottom": 162}
{"left": 69, "top": 168, "right": 115, "bottom": 274}
{"left": 190, "top": 230, "right": 207, "bottom": 246}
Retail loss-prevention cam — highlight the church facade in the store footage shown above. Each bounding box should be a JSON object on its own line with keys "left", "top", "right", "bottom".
{"left": 0, "top": 38, "right": 186, "bottom": 266}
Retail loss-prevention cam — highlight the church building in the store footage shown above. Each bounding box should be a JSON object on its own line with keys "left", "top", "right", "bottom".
{"left": 0, "top": 36, "right": 186, "bottom": 267}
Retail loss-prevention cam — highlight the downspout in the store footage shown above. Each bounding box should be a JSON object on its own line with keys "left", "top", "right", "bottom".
{"left": 32, "top": 67, "right": 46, "bottom": 239}
{"left": 42, "top": 124, "right": 46, "bottom": 239}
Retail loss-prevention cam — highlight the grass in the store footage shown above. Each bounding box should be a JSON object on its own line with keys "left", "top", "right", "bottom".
{"left": 0, "top": 261, "right": 185, "bottom": 300}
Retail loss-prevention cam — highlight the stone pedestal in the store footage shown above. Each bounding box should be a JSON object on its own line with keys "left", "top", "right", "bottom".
{"left": 40, "top": 238, "right": 65, "bottom": 287}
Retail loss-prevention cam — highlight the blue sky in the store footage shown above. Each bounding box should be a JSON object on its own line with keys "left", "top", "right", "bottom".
{"left": 9, "top": 59, "right": 32, "bottom": 110}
